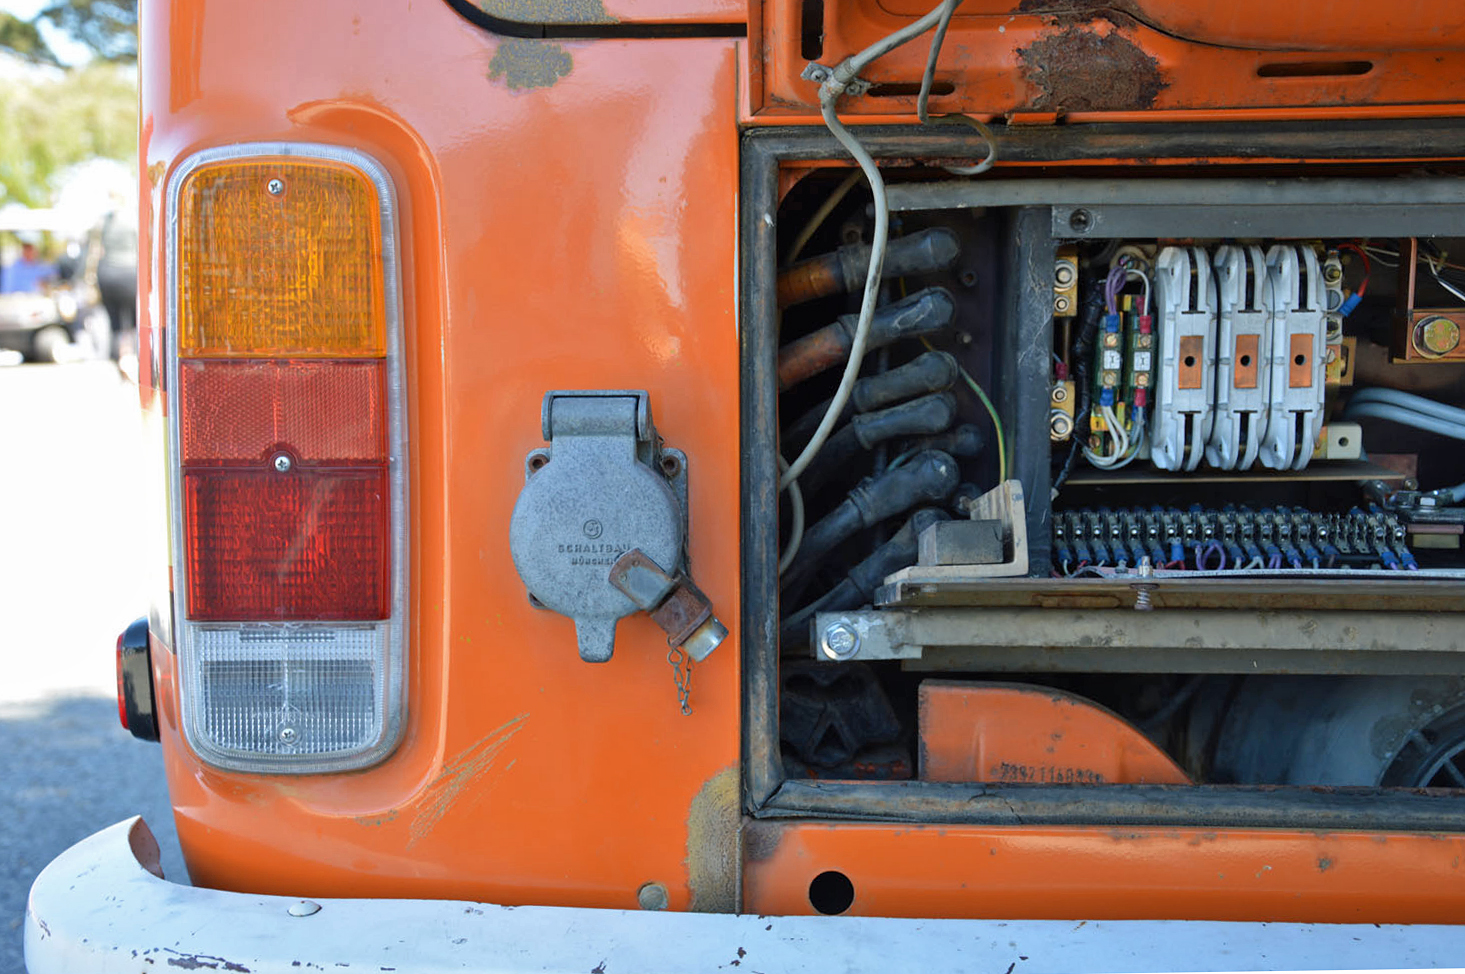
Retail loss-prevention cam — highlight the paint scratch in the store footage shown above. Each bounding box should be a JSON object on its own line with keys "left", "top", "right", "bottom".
{"left": 409, "top": 714, "right": 529, "bottom": 847}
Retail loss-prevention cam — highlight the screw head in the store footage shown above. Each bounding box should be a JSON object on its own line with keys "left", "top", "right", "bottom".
{"left": 819, "top": 622, "right": 860, "bottom": 661}
{"left": 272, "top": 453, "right": 293, "bottom": 473}
{"left": 287, "top": 899, "right": 321, "bottom": 917}
{"left": 637, "top": 882, "right": 669, "bottom": 911}
{"left": 1054, "top": 262, "right": 1076, "bottom": 287}
{"left": 267, "top": 178, "right": 285, "bottom": 196}
{"left": 278, "top": 726, "right": 298, "bottom": 744}
{"left": 1068, "top": 208, "right": 1093, "bottom": 233}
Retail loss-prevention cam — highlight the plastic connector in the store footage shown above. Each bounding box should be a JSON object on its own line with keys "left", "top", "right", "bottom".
{"left": 1137, "top": 314, "right": 1153, "bottom": 334}
{"left": 1099, "top": 387, "right": 1116, "bottom": 407}
{"left": 1340, "top": 292, "right": 1363, "bottom": 317}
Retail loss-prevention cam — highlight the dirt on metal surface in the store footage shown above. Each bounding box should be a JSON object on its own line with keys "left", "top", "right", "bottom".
{"left": 479, "top": 0, "right": 614, "bottom": 23}
{"left": 685, "top": 766, "right": 740, "bottom": 912}
{"left": 1017, "top": 25, "right": 1167, "bottom": 112}
{"left": 488, "top": 39, "right": 575, "bottom": 90}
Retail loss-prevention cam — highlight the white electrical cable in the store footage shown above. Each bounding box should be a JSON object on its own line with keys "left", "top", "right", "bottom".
{"left": 1426, "top": 252, "right": 1465, "bottom": 304}
{"left": 1126, "top": 267, "right": 1152, "bottom": 316}
{"left": 1103, "top": 413, "right": 1146, "bottom": 471}
{"left": 1082, "top": 405, "right": 1130, "bottom": 468}
{"left": 779, "top": 104, "right": 888, "bottom": 491}
{"left": 1344, "top": 401, "right": 1465, "bottom": 442}
{"left": 781, "top": 3, "right": 955, "bottom": 492}
{"left": 839, "top": 1, "right": 953, "bottom": 78}
{"left": 778, "top": 457, "right": 805, "bottom": 575}
{"left": 917, "top": 0, "right": 960, "bottom": 125}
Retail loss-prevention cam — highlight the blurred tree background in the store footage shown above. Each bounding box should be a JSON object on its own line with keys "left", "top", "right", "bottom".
{"left": 0, "top": 0, "right": 137, "bottom": 208}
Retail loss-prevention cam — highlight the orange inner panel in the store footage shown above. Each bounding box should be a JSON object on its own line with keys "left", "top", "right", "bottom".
{"left": 919, "top": 682, "right": 1190, "bottom": 786}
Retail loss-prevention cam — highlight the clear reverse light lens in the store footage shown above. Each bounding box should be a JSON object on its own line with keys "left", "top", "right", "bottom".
{"left": 184, "top": 624, "right": 392, "bottom": 771}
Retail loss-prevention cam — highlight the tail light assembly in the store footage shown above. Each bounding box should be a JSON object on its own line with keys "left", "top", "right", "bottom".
{"left": 167, "top": 144, "right": 407, "bottom": 773}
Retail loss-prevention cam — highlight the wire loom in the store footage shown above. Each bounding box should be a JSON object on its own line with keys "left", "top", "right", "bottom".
{"left": 1053, "top": 505, "right": 1417, "bottom": 575}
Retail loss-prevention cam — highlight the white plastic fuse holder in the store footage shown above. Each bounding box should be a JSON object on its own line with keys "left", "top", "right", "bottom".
{"left": 1152, "top": 246, "right": 1217, "bottom": 471}
{"left": 1260, "top": 245, "right": 1327, "bottom": 470}
{"left": 1207, "top": 245, "right": 1271, "bottom": 470}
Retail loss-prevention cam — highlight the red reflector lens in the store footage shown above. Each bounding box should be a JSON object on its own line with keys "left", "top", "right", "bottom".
{"left": 116, "top": 632, "right": 129, "bottom": 731}
{"left": 184, "top": 467, "right": 390, "bottom": 621}
{"left": 180, "top": 359, "right": 386, "bottom": 463}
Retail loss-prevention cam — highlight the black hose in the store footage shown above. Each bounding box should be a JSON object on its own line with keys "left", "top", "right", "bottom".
{"left": 781, "top": 450, "right": 961, "bottom": 593}
{"left": 780, "top": 508, "right": 950, "bottom": 647}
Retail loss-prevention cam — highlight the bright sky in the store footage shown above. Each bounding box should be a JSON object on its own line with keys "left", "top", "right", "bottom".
{"left": 0, "top": 0, "right": 95, "bottom": 65}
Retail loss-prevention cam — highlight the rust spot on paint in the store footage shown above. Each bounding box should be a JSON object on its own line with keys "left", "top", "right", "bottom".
{"left": 488, "top": 39, "right": 574, "bottom": 91}
{"left": 1017, "top": 26, "right": 1167, "bottom": 112}
{"left": 409, "top": 713, "right": 528, "bottom": 847}
{"left": 1318, "top": 856, "right": 1335, "bottom": 871}
{"left": 686, "top": 767, "right": 740, "bottom": 912}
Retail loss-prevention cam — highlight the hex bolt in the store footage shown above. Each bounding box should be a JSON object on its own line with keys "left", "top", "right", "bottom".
{"left": 267, "top": 178, "right": 285, "bottom": 196}
{"left": 819, "top": 621, "right": 861, "bottom": 661}
{"left": 637, "top": 882, "right": 670, "bottom": 911}
{"left": 272, "top": 453, "right": 293, "bottom": 473}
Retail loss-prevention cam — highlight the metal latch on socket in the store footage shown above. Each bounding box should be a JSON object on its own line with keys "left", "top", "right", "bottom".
{"left": 509, "top": 390, "right": 726, "bottom": 666}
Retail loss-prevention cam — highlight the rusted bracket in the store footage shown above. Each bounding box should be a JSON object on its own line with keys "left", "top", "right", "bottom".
{"left": 608, "top": 549, "right": 727, "bottom": 662}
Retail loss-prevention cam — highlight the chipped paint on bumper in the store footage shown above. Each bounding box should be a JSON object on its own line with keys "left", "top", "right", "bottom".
{"left": 25, "top": 817, "right": 1465, "bottom": 973}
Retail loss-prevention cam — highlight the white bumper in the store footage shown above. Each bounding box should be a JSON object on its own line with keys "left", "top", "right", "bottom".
{"left": 25, "top": 817, "right": 1465, "bottom": 974}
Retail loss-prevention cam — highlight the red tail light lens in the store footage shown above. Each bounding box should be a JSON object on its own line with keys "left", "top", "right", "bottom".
{"left": 183, "top": 467, "right": 390, "bottom": 620}
{"left": 179, "top": 359, "right": 387, "bottom": 463}
{"left": 115, "top": 632, "right": 128, "bottom": 731}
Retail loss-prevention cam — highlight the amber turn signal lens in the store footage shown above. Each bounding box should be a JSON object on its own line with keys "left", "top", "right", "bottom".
{"left": 177, "top": 158, "right": 386, "bottom": 358}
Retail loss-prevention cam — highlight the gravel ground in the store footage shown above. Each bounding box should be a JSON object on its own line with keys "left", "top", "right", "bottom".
{"left": 0, "top": 361, "right": 187, "bottom": 974}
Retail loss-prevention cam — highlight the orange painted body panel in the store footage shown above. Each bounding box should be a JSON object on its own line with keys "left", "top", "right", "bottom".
{"left": 140, "top": 0, "right": 742, "bottom": 909}
{"left": 746, "top": 823, "right": 1465, "bottom": 921}
{"left": 874, "top": 0, "right": 1465, "bottom": 50}
{"left": 134, "top": 0, "right": 1465, "bottom": 927}
{"left": 919, "top": 682, "right": 1190, "bottom": 785}
{"left": 757, "top": 0, "right": 1465, "bottom": 118}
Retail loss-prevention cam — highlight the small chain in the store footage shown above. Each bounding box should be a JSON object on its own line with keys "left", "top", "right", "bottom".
{"left": 668, "top": 646, "right": 694, "bottom": 716}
